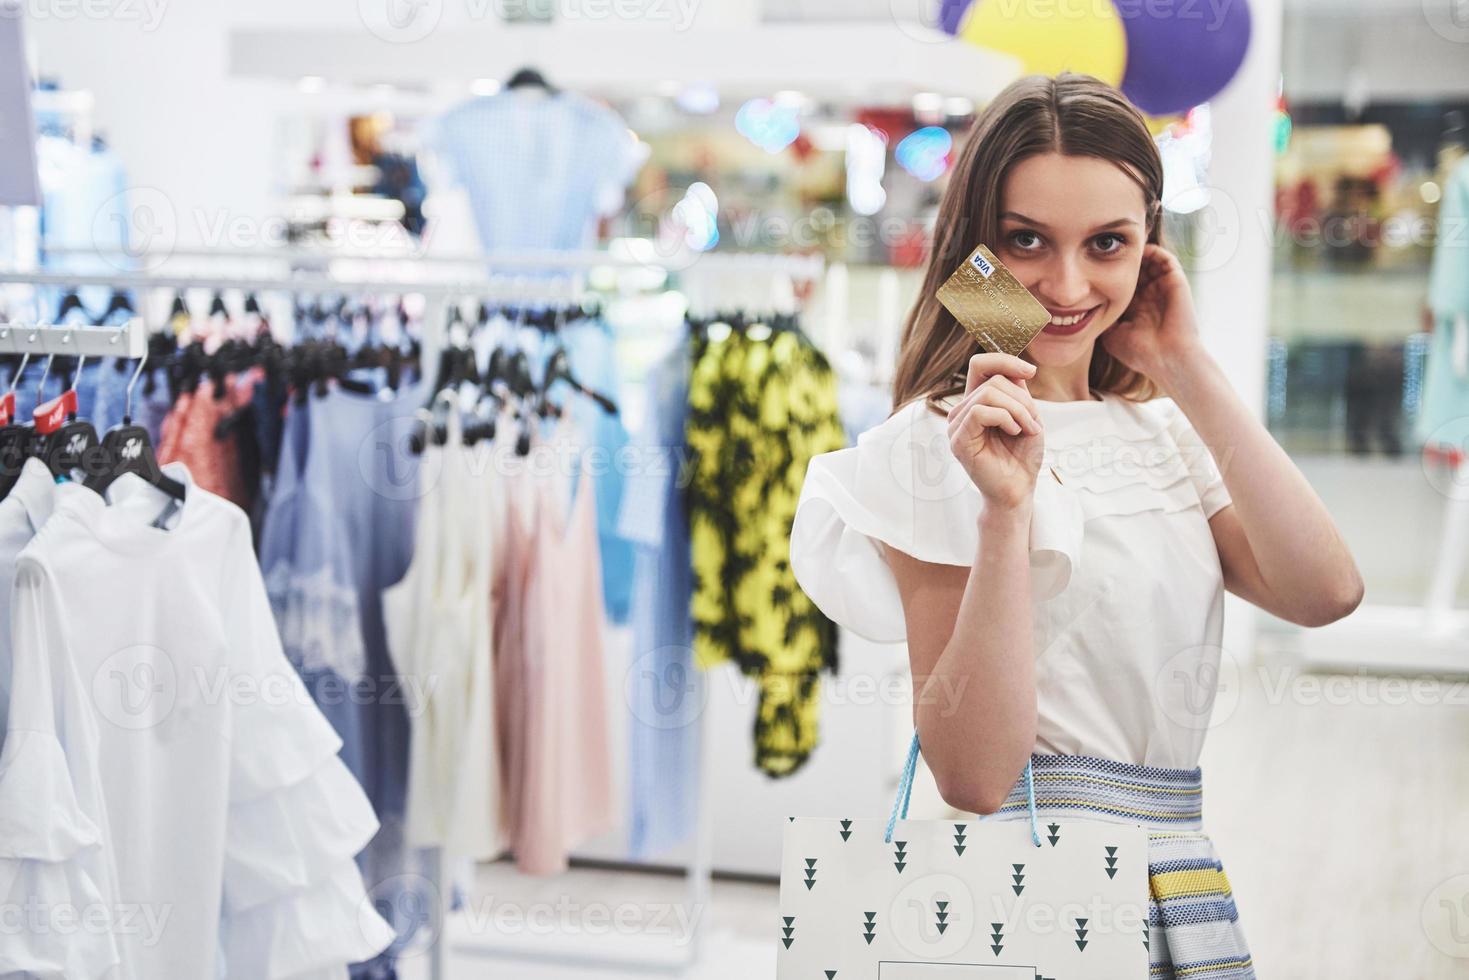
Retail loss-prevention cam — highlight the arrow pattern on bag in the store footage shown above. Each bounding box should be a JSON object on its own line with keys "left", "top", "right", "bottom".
{"left": 804, "top": 858, "right": 817, "bottom": 890}
{"left": 892, "top": 840, "right": 907, "bottom": 874}
{"left": 935, "top": 900, "right": 949, "bottom": 936}
{"left": 953, "top": 823, "right": 967, "bottom": 855}
{"left": 1104, "top": 844, "right": 1118, "bottom": 879}
{"left": 840, "top": 819, "right": 852, "bottom": 841}
{"left": 1075, "top": 916, "right": 1090, "bottom": 951}
{"left": 862, "top": 911, "right": 877, "bottom": 945}
{"left": 1047, "top": 821, "right": 1060, "bottom": 846}
{"left": 1012, "top": 863, "right": 1026, "bottom": 895}
{"left": 781, "top": 915, "right": 794, "bottom": 949}
{"left": 989, "top": 921, "right": 1004, "bottom": 955}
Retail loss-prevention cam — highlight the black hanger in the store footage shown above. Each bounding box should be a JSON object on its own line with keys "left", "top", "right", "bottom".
{"left": 84, "top": 350, "right": 186, "bottom": 501}
{"left": 95, "top": 289, "right": 134, "bottom": 326}
{"left": 32, "top": 350, "right": 103, "bottom": 485}
{"left": 505, "top": 66, "right": 556, "bottom": 94}
{"left": 540, "top": 347, "right": 617, "bottom": 416}
{"left": 56, "top": 290, "right": 88, "bottom": 323}
{"left": 0, "top": 352, "right": 32, "bottom": 499}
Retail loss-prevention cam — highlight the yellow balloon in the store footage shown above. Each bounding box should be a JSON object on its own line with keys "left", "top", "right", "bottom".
{"left": 1145, "top": 113, "right": 1183, "bottom": 137}
{"left": 958, "top": 0, "right": 1128, "bottom": 87}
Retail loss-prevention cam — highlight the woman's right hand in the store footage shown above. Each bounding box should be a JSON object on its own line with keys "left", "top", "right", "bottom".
{"left": 947, "top": 352, "right": 1045, "bottom": 512}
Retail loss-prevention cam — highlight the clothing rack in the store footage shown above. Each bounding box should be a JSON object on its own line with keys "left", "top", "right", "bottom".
{"left": 41, "top": 243, "right": 829, "bottom": 278}
{"left": 0, "top": 248, "right": 826, "bottom": 978}
{"left": 0, "top": 317, "right": 146, "bottom": 358}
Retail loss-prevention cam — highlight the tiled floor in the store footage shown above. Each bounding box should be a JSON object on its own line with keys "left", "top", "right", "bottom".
{"left": 400, "top": 629, "right": 1469, "bottom": 979}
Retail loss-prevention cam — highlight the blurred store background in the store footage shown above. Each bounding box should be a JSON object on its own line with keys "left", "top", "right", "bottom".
{"left": 2, "top": 0, "right": 1468, "bottom": 978}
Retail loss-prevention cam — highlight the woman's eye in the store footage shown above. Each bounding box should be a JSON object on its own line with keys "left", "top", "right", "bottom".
{"left": 1007, "top": 230, "right": 1041, "bottom": 251}
{"left": 1093, "top": 233, "right": 1127, "bottom": 254}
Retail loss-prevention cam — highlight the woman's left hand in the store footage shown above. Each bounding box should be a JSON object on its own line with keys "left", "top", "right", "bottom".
{"left": 1100, "top": 243, "right": 1208, "bottom": 388}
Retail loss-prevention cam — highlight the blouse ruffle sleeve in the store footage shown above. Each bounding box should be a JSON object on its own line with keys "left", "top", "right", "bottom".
{"left": 790, "top": 398, "right": 1084, "bottom": 644}
{"left": 1150, "top": 397, "right": 1233, "bottom": 519}
{"left": 0, "top": 559, "right": 120, "bottom": 980}
{"left": 220, "top": 524, "right": 393, "bottom": 978}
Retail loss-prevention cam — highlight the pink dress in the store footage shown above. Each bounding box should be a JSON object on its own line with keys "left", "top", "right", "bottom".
{"left": 157, "top": 369, "right": 261, "bottom": 509}
{"left": 493, "top": 418, "right": 615, "bottom": 875}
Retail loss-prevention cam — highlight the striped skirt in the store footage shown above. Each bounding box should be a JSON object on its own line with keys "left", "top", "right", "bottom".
{"left": 980, "top": 753, "right": 1257, "bottom": 980}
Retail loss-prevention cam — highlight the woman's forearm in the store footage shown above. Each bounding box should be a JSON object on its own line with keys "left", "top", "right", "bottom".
{"left": 1160, "top": 345, "right": 1364, "bottom": 618}
{"left": 917, "top": 500, "right": 1038, "bottom": 814}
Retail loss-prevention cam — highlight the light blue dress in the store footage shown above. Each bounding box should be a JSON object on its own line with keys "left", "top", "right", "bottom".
{"left": 424, "top": 91, "right": 643, "bottom": 254}
{"left": 549, "top": 315, "right": 635, "bottom": 624}
{"left": 1414, "top": 155, "right": 1469, "bottom": 449}
{"left": 258, "top": 378, "right": 430, "bottom": 979}
{"left": 617, "top": 335, "right": 700, "bottom": 858}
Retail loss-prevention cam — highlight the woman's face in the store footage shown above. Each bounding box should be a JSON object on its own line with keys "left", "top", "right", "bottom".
{"left": 993, "top": 152, "right": 1150, "bottom": 368}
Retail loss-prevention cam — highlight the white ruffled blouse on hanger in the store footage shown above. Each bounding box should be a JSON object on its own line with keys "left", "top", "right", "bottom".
{"left": 0, "top": 462, "right": 393, "bottom": 980}
{"left": 790, "top": 390, "right": 1233, "bottom": 770}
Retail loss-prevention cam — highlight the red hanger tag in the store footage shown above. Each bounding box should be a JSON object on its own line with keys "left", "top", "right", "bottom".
{"left": 0, "top": 392, "right": 13, "bottom": 427}
{"left": 34, "top": 389, "right": 77, "bottom": 435}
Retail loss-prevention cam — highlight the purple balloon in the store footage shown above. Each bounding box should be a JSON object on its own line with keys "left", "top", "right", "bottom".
{"left": 939, "top": 0, "right": 973, "bottom": 35}
{"left": 1117, "top": 0, "right": 1252, "bottom": 116}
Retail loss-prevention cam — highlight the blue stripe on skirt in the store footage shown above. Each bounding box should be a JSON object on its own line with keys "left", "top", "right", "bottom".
{"left": 979, "top": 753, "right": 1257, "bottom": 980}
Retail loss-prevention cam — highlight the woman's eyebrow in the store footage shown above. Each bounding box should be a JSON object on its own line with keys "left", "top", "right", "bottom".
{"left": 999, "top": 211, "right": 1141, "bottom": 232}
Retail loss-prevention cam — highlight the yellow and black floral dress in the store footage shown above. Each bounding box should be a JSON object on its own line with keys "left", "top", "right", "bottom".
{"left": 685, "top": 322, "right": 848, "bottom": 777}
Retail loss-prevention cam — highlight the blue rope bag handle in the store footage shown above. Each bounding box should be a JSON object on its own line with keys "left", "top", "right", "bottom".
{"left": 884, "top": 728, "right": 1041, "bottom": 847}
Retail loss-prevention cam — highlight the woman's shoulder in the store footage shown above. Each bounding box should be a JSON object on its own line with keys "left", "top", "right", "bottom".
{"left": 790, "top": 390, "right": 1082, "bottom": 643}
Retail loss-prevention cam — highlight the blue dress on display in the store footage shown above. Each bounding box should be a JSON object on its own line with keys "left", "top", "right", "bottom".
{"left": 258, "top": 377, "right": 430, "bottom": 980}
{"left": 1414, "top": 155, "right": 1469, "bottom": 450}
{"left": 617, "top": 335, "right": 700, "bottom": 859}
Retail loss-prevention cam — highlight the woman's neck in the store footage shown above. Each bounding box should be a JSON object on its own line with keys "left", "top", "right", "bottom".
{"left": 1026, "top": 367, "right": 1098, "bottom": 402}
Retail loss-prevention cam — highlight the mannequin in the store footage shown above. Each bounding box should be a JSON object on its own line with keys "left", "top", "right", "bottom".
{"left": 1416, "top": 110, "right": 1469, "bottom": 629}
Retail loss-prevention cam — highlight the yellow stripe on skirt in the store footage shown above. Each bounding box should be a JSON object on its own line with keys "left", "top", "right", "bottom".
{"left": 982, "top": 753, "right": 1256, "bottom": 980}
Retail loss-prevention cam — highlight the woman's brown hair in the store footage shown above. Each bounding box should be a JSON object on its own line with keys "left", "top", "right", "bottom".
{"left": 891, "top": 72, "right": 1166, "bottom": 417}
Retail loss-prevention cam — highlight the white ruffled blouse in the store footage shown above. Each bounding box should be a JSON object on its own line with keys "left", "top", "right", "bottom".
{"left": 0, "top": 462, "right": 393, "bottom": 980}
{"left": 790, "top": 389, "right": 1233, "bottom": 769}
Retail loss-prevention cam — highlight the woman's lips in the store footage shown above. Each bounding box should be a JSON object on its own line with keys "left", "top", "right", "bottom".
{"left": 1040, "top": 305, "right": 1100, "bottom": 336}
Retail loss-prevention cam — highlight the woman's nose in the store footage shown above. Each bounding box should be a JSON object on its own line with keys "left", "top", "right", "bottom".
{"left": 1035, "top": 254, "right": 1091, "bottom": 309}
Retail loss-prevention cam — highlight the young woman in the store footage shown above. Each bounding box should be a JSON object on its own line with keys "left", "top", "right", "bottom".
{"left": 790, "top": 73, "right": 1363, "bottom": 979}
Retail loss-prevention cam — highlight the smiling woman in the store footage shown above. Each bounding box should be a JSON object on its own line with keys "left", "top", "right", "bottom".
{"left": 892, "top": 74, "right": 1166, "bottom": 413}
{"left": 788, "top": 72, "right": 1308, "bottom": 980}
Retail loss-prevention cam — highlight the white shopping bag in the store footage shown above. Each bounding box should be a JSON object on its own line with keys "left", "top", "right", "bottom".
{"left": 778, "top": 730, "right": 1150, "bottom": 978}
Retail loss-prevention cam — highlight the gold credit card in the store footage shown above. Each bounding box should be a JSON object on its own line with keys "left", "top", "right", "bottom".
{"left": 936, "top": 243, "right": 1052, "bottom": 357}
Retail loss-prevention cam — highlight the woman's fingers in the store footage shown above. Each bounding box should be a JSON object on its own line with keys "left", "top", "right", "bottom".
{"left": 984, "top": 374, "right": 1040, "bottom": 423}
{"left": 948, "top": 381, "right": 1039, "bottom": 436}
{"left": 950, "top": 399, "right": 1022, "bottom": 438}
{"left": 964, "top": 351, "right": 1035, "bottom": 394}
